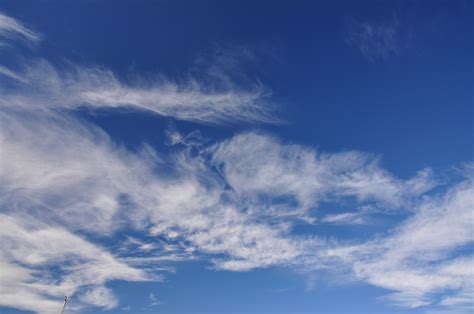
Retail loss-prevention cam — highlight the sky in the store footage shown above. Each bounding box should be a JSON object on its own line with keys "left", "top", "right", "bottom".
{"left": 0, "top": 1, "right": 472, "bottom": 313}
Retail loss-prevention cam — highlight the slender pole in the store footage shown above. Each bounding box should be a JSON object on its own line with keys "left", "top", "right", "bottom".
{"left": 60, "top": 296, "right": 68, "bottom": 314}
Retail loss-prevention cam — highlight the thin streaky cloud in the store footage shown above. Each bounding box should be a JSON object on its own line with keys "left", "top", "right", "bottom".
{"left": 345, "top": 15, "right": 401, "bottom": 61}
{"left": 0, "top": 65, "right": 29, "bottom": 83}
{"left": 320, "top": 212, "right": 366, "bottom": 225}
{"left": 0, "top": 11, "right": 40, "bottom": 43}
{"left": 325, "top": 178, "right": 474, "bottom": 308}
{"left": 0, "top": 60, "right": 278, "bottom": 125}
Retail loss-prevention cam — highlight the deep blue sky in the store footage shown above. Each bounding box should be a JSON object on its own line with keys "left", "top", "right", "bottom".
{"left": 0, "top": 1, "right": 473, "bottom": 313}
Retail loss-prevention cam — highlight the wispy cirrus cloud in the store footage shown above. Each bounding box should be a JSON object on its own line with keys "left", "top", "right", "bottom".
{"left": 325, "top": 175, "right": 474, "bottom": 310}
{"left": 0, "top": 59, "right": 276, "bottom": 124}
{"left": 0, "top": 11, "right": 40, "bottom": 44}
{"left": 320, "top": 212, "right": 367, "bottom": 225}
{"left": 345, "top": 15, "right": 402, "bottom": 61}
{"left": 0, "top": 214, "right": 150, "bottom": 313}
{"left": 211, "top": 132, "right": 435, "bottom": 214}
{"left": 149, "top": 292, "right": 162, "bottom": 307}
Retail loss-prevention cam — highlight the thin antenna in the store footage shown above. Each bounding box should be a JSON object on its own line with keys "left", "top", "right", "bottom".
{"left": 60, "top": 296, "right": 68, "bottom": 314}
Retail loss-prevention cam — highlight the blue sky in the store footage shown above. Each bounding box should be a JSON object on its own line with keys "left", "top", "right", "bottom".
{"left": 0, "top": 1, "right": 472, "bottom": 313}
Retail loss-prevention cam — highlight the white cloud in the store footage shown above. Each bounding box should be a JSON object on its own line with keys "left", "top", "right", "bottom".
{"left": 0, "top": 110, "right": 309, "bottom": 309}
{"left": 346, "top": 16, "right": 401, "bottom": 61}
{"left": 211, "top": 132, "right": 435, "bottom": 215}
{"left": 0, "top": 12, "right": 40, "bottom": 44}
{"left": 0, "top": 109, "right": 146, "bottom": 234}
{"left": 320, "top": 212, "right": 366, "bottom": 225}
{"left": 0, "top": 214, "right": 149, "bottom": 313}
{"left": 326, "top": 178, "right": 474, "bottom": 309}
{"left": 0, "top": 59, "right": 276, "bottom": 125}
{"left": 0, "top": 65, "right": 29, "bottom": 82}
{"left": 79, "top": 286, "right": 118, "bottom": 310}
{"left": 149, "top": 292, "right": 162, "bottom": 306}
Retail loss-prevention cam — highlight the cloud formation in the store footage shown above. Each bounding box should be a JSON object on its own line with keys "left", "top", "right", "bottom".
{"left": 0, "top": 11, "right": 40, "bottom": 44}
{"left": 0, "top": 59, "right": 276, "bottom": 125}
{"left": 0, "top": 214, "right": 149, "bottom": 313}
{"left": 325, "top": 176, "right": 474, "bottom": 309}
{"left": 211, "top": 132, "right": 435, "bottom": 213}
{"left": 0, "top": 10, "right": 472, "bottom": 314}
{"left": 346, "top": 15, "right": 401, "bottom": 61}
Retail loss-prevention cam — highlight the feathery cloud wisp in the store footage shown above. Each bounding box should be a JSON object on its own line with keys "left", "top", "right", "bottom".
{"left": 0, "top": 12, "right": 40, "bottom": 44}
{"left": 346, "top": 16, "right": 401, "bottom": 61}
{"left": 325, "top": 177, "right": 474, "bottom": 308}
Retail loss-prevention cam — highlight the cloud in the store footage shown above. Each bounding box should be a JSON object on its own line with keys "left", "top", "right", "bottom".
{"left": 0, "top": 109, "right": 304, "bottom": 274}
{"left": 326, "top": 178, "right": 474, "bottom": 309}
{"left": 346, "top": 15, "right": 401, "bottom": 61}
{"left": 320, "top": 212, "right": 366, "bottom": 225}
{"left": 0, "top": 59, "right": 277, "bottom": 125}
{"left": 79, "top": 286, "right": 118, "bottom": 310}
{"left": 211, "top": 132, "right": 435, "bottom": 215}
{"left": 149, "top": 292, "right": 162, "bottom": 306}
{"left": 0, "top": 65, "right": 29, "bottom": 82}
{"left": 0, "top": 12, "right": 40, "bottom": 44}
{"left": 0, "top": 214, "right": 149, "bottom": 313}
{"left": 0, "top": 105, "right": 443, "bottom": 310}
{"left": 0, "top": 109, "right": 148, "bottom": 234}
